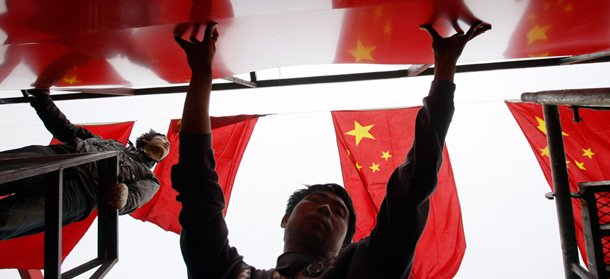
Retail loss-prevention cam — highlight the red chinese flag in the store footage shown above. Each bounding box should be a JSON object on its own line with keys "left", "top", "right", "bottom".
{"left": 504, "top": 0, "right": 610, "bottom": 58}
{"left": 333, "top": 1, "right": 434, "bottom": 65}
{"left": 131, "top": 115, "right": 259, "bottom": 233}
{"left": 506, "top": 101, "right": 610, "bottom": 263}
{"left": 332, "top": 107, "right": 465, "bottom": 279}
{"left": 0, "top": 121, "right": 135, "bottom": 269}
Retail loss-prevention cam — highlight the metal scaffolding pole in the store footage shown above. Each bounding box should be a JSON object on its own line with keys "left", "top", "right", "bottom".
{"left": 543, "top": 104, "right": 580, "bottom": 279}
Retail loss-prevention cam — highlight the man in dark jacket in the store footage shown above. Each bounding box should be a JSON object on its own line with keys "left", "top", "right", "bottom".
{"left": 172, "top": 21, "right": 488, "bottom": 278}
{"left": 0, "top": 89, "right": 169, "bottom": 241}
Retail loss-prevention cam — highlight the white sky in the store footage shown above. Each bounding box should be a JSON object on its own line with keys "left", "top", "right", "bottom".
{"left": 2, "top": 60, "right": 610, "bottom": 278}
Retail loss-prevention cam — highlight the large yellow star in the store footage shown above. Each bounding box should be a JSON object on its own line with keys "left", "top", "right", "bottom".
{"left": 527, "top": 24, "right": 552, "bottom": 45}
{"left": 355, "top": 162, "right": 362, "bottom": 171}
{"left": 582, "top": 148, "right": 595, "bottom": 159}
{"left": 345, "top": 121, "right": 375, "bottom": 146}
{"left": 347, "top": 40, "right": 376, "bottom": 62}
{"left": 381, "top": 151, "right": 392, "bottom": 161}
{"left": 540, "top": 146, "right": 549, "bottom": 157}
{"left": 535, "top": 116, "right": 568, "bottom": 136}
{"left": 369, "top": 162, "right": 380, "bottom": 173}
{"left": 575, "top": 160, "right": 586, "bottom": 170}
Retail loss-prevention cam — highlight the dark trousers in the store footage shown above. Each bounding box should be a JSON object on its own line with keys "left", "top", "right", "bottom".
{"left": 0, "top": 145, "right": 90, "bottom": 241}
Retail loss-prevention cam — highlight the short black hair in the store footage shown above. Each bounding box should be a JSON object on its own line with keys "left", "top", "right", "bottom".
{"left": 135, "top": 129, "right": 166, "bottom": 149}
{"left": 286, "top": 183, "right": 356, "bottom": 244}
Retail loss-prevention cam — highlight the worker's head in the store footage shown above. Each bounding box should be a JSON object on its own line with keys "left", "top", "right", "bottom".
{"left": 136, "top": 129, "right": 170, "bottom": 162}
{"left": 281, "top": 183, "right": 356, "bottom": 258}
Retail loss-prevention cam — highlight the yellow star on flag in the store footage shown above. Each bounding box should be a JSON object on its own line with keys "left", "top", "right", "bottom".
{"left": 535, "top": 116, "right": 568, "bottom": 136}
{"left": 383, "top": 22, "right": 392, "bottom": 35}
{"left": 346, "top": 149, "right": 351, "bottom": 156}
{"left": 528, "top": 53, "right": 549, "bottom": 57}
{"left": 575, "top": 160, "right": 586, "bottom": 170}
{"left": 369, "top": 162, "right": 380, "bottom": 173}
{"left": 177, "top": 120, "right": 182, "bottom": 126}
{"left": 381, "top": 151, "right": 392, "bottom": 161}
{"left": 63, "top": 75, "right": 80, "bottom": 85}
{"left": 345, "top": 121, "right": 375, "bottom": 146}
{"left": 347, "top": 40, "right": 376, "bottom": 62}
{"left": 527, "top": 24, "right": 552, "bottom": 45}
{"left": 355, "top": 162, "right": 362, "bottom": 171}
{"left": 375, "top": 6, "right": 383, "bottom": 18}
{"left": 582, "top": 148, "right": 595, "bottom": 159}
{"left": 540, "top": 146, "right": 549, "bottom": 157}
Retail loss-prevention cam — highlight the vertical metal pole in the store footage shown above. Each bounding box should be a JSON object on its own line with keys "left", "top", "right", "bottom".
{"left": 44, "top": 170, "right": 63, "bottom": 279}
{"left": 543, "top": 105, "right": 580, "bottom": 279}
{"left": 92, "top": 155, "right": 119, "bottom": 278}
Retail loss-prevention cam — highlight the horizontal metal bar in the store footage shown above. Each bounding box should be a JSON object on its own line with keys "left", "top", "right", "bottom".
{"left": 90, "top": 259, "right": 118, "bottom": 279}
{"left": 222, "top": 76, "right": 257, "bottom": 88}
{"left": 521, "top": 88, "right": 610, "bottom": 106}
{"left": 0, "top": 152, "right": 118, "bottom": 184}
{"left": 3, "top": 54, "right": 610, "bottom": 105}
{"left": 61, "top": 258, "right": 103, "bottom": 279}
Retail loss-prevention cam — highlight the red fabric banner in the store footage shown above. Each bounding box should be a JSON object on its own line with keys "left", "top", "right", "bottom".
{"left": 333, "top": 1, "right": 434, "bottom": 65}
{"left": 331, "top": 107, "right": 465, "bottom": 279}
{"left": 504, "top": 0, "right": 610, "bottom": 58}
{"left": 506, "top": 102, "right": 610, "bottom": 263}
{"left": 131, "top": 115, "right": 260, "bottom": 233}
{"left": 0, "top": 121, "right": 135, "bottom": 269}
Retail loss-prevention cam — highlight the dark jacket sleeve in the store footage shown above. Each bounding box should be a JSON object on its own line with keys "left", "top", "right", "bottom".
{"left": 119, "top": 177, "right": 160, "bottom": 215}
{"left": 365, "top": 80, "right": 456, "bottom": 278}
{"left": 30, "top": 94, "right": 96, "bottom": 142}
{"left": 172, "top": 132, "right": 245, "bottom": 279}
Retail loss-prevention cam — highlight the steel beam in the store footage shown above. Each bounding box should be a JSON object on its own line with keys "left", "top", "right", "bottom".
{"left": 521, "top": 88, "right": 610, "bottom": 107}
{"left": 543, "top": 104, "right": 580, "bottom": 279}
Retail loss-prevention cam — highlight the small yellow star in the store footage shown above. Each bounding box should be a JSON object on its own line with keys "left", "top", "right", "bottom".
{"left": 63, "top": 75, "right": 80, "bottom": 85}
{"left": 540, "top": 146, "right": 549, "bottom": 157}
{"left": 535, "top": 116, "right": 568, "bottom": 136}
{"left": 582, "top": 148, "right": 595, "bottom": 159}
{"left": 383, "top": 22, "right": 392, "bottom": 35}
{"left": 346, "top": 149, "right": 351, "bottom": 156}
{"left": 566, "top": 161, "right": 571, "bottom": 168}
{"left": 527, "top": 25, "right": 552, "bottom": 45}
{"left": 575, "top": 160, "right": 586, "bottom": 170}
{"left": 369, "top": 162, "right": 380, "bottom": 173}
{"left": 375, "top": 6, "right": 383, "bottom": 18}
{"left": 345, "top": 121, "right": 375, "bottom": 146}
{"left": 381, "top": 151, "right": 392, "bottom": 161}
{"left": 177, "top": 120, "right": 182, "bottom": 126}
{"left": 355, "top": 162, "right": 362, "bottom": 171}
{"left": 527, "top": 14, "right": 539, "bottom": 21}
{"left": 347, "top": 39, "right": 376, "bottom": 62}
{"left": 528, "top": 53, "right": 549, "bottom": 57}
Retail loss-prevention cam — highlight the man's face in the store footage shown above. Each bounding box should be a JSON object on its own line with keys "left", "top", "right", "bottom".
{"left": 143, "top": 135, "right": 170, "bottom": 161}
{"left": 282, "top": 191, "right": 350, "bottom": 258}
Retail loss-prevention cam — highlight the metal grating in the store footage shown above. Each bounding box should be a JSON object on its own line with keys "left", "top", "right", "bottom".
{"left": 579, "top": 181, "right": 610, "bottom": 278}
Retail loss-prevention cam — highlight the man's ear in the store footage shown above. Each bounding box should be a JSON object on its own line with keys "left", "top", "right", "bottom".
{"left": 281, "top": 213, "right": 290, "bottom": 228}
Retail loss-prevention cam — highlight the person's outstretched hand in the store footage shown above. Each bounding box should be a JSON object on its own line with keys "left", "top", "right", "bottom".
{"left": 174, "top": 22, "right": 218, "bottom": 75}
{"left": 421, "top": 22, "right": 490, "bottom": 81}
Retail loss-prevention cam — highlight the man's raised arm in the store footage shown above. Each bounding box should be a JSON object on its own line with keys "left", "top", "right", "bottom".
{"left": 363, "top": 22, "right": 490, "bottom": 278}
{"left": 175, "top": 22, "right": 218, "bottom": 134}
